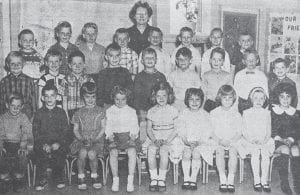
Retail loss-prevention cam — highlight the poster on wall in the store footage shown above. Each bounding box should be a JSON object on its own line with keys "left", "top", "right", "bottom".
{"left": 269, "top": 13, "right": 300, "bottom": 74}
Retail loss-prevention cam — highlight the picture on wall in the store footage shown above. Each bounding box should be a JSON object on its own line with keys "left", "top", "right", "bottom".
{"left": 268, "top": 13, "right": 300, "bottom": 74}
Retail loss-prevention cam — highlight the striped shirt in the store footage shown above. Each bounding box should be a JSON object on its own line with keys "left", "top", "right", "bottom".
{"left": 65, "top": 73, "right": 94, "bottom": 110}
{"left": 38, "top": 72, "right": 67, "bottom": 108}
{"left": 120, "top": 47, "right": 139, "bottom": 75}
{"left": 0, "top": 73, "right": 37, "bottom": 117}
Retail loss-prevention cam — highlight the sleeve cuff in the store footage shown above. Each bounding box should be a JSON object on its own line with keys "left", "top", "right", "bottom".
{"left": 288, "top": 137, "right": 295, "bottom": 143}
{"left": 274, "top": 136, "right": 281, "bottom": 141}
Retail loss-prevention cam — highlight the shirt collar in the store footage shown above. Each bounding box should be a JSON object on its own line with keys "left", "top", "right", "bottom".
{"left": 272, "top": 104, "right": 296, "bottom": 115}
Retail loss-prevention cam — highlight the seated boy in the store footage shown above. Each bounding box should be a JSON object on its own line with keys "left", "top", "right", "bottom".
{"left": 268, "top": 58, "right": 298, "bottom": 107}
{"left": 234, "top": 49, "right": 268, "bottom": 113}
{"left": 33, "top": 84, "right": 69, "bottom": 191}
{"left": 96, "top": 43, "right": 133, "bottom": 108}
{"left": 0, "top": 93, "right": 32, "bottom": 193}
{"left": 0, "top": 51, "right": 37, "bottom": 119}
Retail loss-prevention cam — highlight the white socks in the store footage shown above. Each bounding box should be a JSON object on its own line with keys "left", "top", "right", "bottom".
{"left": 112, "top": 177, "right": 119, "bottom": 192}
{"left": 182, "top": 160, "right": 191, "bottom": 181}
{"left": 190, "top": 159, "right": 201, "bottom": 182}
{"left": 127, "top": 175, "right": 134, "bottom": 192}
{"left": 158, "top": 169, "right": 167, "bottom": 181}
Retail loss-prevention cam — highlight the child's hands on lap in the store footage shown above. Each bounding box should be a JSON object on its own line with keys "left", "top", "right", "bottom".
{"left": 51, "top": 143, "right": 60, "bottom": 151}
{"left": 43, "top": 144, "right": 51, "bottom": 153}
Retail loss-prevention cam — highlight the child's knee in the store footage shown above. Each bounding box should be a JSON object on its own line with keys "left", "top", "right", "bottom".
{"left": 159, "top": 146, "right": 169, "bottom": 157}
{"left": 291, "top": 145, "right": 300, "bottom": 157}
{"left": 216, "top": 148, "right": 225, "bottom": 156}
{"left": 78, "top": 149, "right": 88, "bottom": 159}
{"left": 148, "top": 145, "right": 157, "bottom": 157}
{"left": 14, "top": 173, "right": 24, "bottom": 179}
{"left": 127, "top": 147, "right": 136, "bottom": 157}
{"left": 88, "top": 150, "right": 97, "bottom": 161}
{"left": 192, "top": 150, "right": 201, "bottom": 160}
{"left": 229, "top": 147, "right": 238, "bottom": 157}
{"left": 182, "top": 149, "right": 192, "bottom": 160}
{"left": 110, "top": 149, "right": 118, "bottom": 158}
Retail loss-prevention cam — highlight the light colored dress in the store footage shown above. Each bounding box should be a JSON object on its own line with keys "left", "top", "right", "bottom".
{"left": 177, "top": 108, "right": 215, "bottom": 165}
{"left": 238, "top": 107, "right": 275, "bottom": 158}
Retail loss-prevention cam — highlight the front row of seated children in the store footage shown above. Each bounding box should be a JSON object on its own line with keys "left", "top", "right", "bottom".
{"left": 1, "top": 81, "right": 300, "bottom": 194}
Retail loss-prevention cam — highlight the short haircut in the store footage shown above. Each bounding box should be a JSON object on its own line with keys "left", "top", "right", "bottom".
{"left": 210, "top": 47, "right": 225, "bottom": 60}
{"left": 248, "top": 87, "right": 268, "bottom": 105}
{"left": 42, "top": 83, "right": 58, "bottom": 96}
{"left": 18, "top": 29, "right": 34, "bottom": 47}
{"left": 82, "top": 22, "right": 98, "bottom": 34}
{"left": 68, "top": 50, "right": 85, "bottom": 63}
{"left": 44, "top": 49, "right": 62, "bottom": 62}
{"left": 54, "top": 21, "right": 72, "bottom": 41}
{"left": 141, "top": 47, "right": 157, "bottom": 59}
{"left": 179, "top": 26, "right": 194, "bottom": 37}
{"left": 175, "top": 47, "right": 192, "bottom": 59}
{"left": 110, "top": 85, "right": 131, "bottom": 102}
{"left": 273, "top": 82, "right": 297, "bottom": 106}
{"left": 113, "top": 28, "right": 129, "bottom": 42}
{"left": 215, "top": 85, "right": 237, "bottom": 105}
{"left": 129, "top": 1, "right": 153, "bottom": 23}
{"left": 150, "top": 81, "right": 175, "bottom": 105}
{"left": 273, "top": 58, "right": 288, "bottom": 68}
{"left": 148, "top": 27, "right": 163, "bottom": 37}
{"left": 210, "top": 27, "right": 223, "bottom": 37}
{"left": 105, "top": 43, "right": 121, "bottom": 55}
{"left": 242, "top": 49, "right": 259, "bottom": 60}
{"left": 80, "top": 81, "right": 96, "bottom": 99}
{"left": 5, "top": 92, "right": 24, "bottom": 105}
{"left": 239, "top": 32, "right": 253, "bottom": 40}
{"left": 184, "top": 88, "right": 204, "bottom": 108}
{"left": 4, "top": 51, "right": 24, "bottom": 72}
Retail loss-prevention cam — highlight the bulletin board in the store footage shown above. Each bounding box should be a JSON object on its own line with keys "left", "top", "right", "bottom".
{"left": 269, "top": 12, "right": 300, "bottom": 74}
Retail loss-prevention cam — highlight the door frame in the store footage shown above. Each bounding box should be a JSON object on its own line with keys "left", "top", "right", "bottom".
{"left": 221, "top": 6, "right": 260, "bottom": 50}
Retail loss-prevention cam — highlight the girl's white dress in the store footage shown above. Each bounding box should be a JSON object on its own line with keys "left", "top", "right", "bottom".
{"left": 238, "top": 108, "right": 275, "bottom": 158}
{"left": 177, "top": 108, "right": 215, "bottom": 165}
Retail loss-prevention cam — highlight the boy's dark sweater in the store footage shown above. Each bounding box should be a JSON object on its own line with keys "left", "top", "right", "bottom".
{"left": 96, "top": 67, "right": 133, "bottom": 106}
{"left": 32, "top": 106, "right": 69, "bottom": 148}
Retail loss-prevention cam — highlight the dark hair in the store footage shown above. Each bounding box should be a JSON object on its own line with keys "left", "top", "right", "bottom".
{"left": 141, "top": 47, "right": 157, "bottom": 59}
{"left": 210, "top": 27, "right": 223, "bottom": 37}
{"left": 110, "top": 85, "right": 131, "bottom": 102}
{"left": 150, "top": 81, "right": 175, "bottom": 105}
{"left": 18, "top": 29, "right": 34, "bottom": 48}
{"left": 44, "top": 49, "right": 62, "bottom": 62}
{"left": 5, "top": 92, "right": 23, "bottom": 105}
{"left": 129, "top": 1, "right": 153, "bottom": 24}
{"left": 239, "top": 31, "right": 253, "bottom": 39}
{"left": 274, "top": 82, "right": 297, "bottom": 106}
{"left": 105, "top": 43, "right": 121, "bottom": 55}
{"left": 273, "top": 58, "right": 288, "bottom": 68}
{"left": 82, "top": 22, "right": 98, "bottom": 34}
{"left": 242, "top": 49, "right": 259, "bottom": 60}
{"left": 175, "top": 27, "right": 194, "bottom": 47}
{"left": 148, "top": 27, "right": 163, "bottom": 37}
{"left": 215, "top": 85, "right": 237, "bottom": 105}
{"left": 4, "top": 51, "right": 24, "bottom": 72}
{"left": 184, "top": 88, "right": 204, "bottom": 108}
{"left": 68, "top": 50, "right": 85, "bottom": 64}
{"left": 113, "top": 28, "right": 130, "bottom": 43}
{"left": 80, "top": 81, "right": 96, "bottom": 99}
{"left": 54, "top": 21, "right": 72, "bottom": 41}
{"left": 175, "top": 47, "right": 192, "bottom": 59}
{"left": 210, "top": 47, "right": 225, "bottom": 60}
{"left": 42, "top": 83, "right": 58, "bottom": 96}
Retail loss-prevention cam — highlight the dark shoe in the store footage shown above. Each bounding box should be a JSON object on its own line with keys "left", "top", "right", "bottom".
{"left": 92, "top": 176, "right": 102, "bottom": 189}
{"left": 281, "top": 181, "right": 292, "bottom": 195}
{"left": 227, "top": 184, "right": 235, "bottom": 193}
{"left": 219, "top": 184, "right": 227, "bottom": 192}
{"left": 189, "top": 182, "right": 197, "bottom": 190}
{"left": 181, "top": 181, "right": 190, "bottom": 190}
{"left": 157, "top": 180, "right": 166, "bottom": 192}
{"left": 35, "top": 179, "right": 48, "bottom": 191}
{"left": 149, "top": 179, "right": 158, "bottom": 192}
{"left": 12, "top": 178, "right": 24, "bottom": 192}
{"left": 0, "top": 179, "right": 11, "bottom": 194}
{"left": 253, "top": 183, "right": 262, "bottom": 192}
{"left": 78, "top": 178, "right": 87, "bottom": 190}
{"left": 262, "top": 184, "right": 271, "bottom": 193}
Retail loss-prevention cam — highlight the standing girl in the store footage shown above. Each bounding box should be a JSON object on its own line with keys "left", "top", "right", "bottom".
{"left": 210, "top": 85, "right": 242, "bottom": 193}
{"left": 240, "top": 87, "right": 274, "bottom": 192}
{"left": 105, "top": 85, "right": 139, "bottom": 192}
{"left": 177, "top": 88, "right": 214, "bottom": 190}
{"left": 70, "top": 82, "right": 105, "bottom": 190}
{"left": 147, "top": 81, "right": 182, "bottom": 192}
{"left": 271, "top": 82, "right": 300, "bottom": 194}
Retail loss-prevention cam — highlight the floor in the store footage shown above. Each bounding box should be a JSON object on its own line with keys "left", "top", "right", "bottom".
{"left": 4, "top": 158, "right": 295, "bottom": 195}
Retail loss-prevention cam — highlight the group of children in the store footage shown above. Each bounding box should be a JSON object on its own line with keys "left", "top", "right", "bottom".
{"left": 0, "top": 1, "right": 299, "bottom": 194}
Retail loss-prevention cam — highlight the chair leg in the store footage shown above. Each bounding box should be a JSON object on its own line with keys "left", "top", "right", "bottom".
{"left": 98, "top": 158, "right": 106, "bottom": 186}
{"left": 105, "top": 156, "right": 110, "bottom": 182}
{"left": 69, "top": 158, "right": 77, "bottom": 185}
{"left": 239, "top": 158, "right": 244, "bottom": 184}
{"left": 205, "top": 162, "right": 208, "bottom": 184}
{"left": 27, "top": 162, "right": 31, "bottom": 187}
{"left": 136, "top": 156, "right": 142, "bottom": 186}
{"left": 174, "top": 163, "right": 179, "bottom": 184}
{"left": 202, "top": 160, "right": 206, "bottom": 184}
{"left": 65, "top": 159, "right": 70, "bottom": 184}
{"left": 33, "top": 165, "right": 36, "bottom": 187}
{"left": 269, "top": 156, "right": 274, "bottom": 182}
